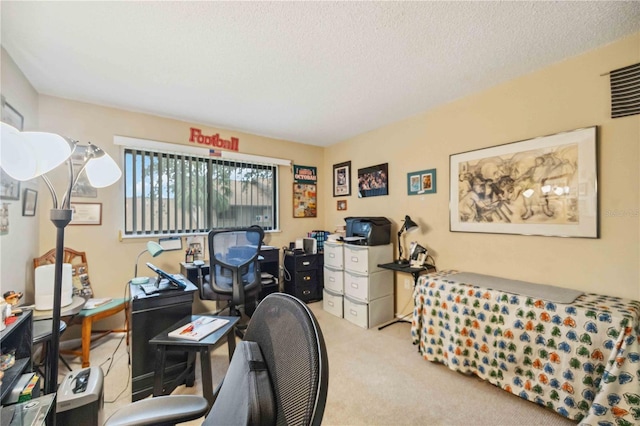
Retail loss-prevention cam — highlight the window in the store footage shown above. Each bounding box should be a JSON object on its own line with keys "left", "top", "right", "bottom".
{"left": 124, "top": 148, "right": 277, "bottom": 236}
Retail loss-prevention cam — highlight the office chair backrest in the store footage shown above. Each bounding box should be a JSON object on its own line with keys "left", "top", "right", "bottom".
{"left": 243, "top": 293, "right": 329, "bottom": 426}
{"left": 206, "top": 225, "right": 264, "bottom": 309}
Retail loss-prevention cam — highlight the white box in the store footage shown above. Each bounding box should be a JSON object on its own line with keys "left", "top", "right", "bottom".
{"left": 323, "top": 242, "right": 344, "bottom": 269}
{"left": 343, "top": 270, "right": 393, "bottom": 302}
{"left": 324, "top": 266, "right": 344, "bottom": 294}
{"left": 343, "top": 294, "right": 394, "bottom": 329}
{"left": 343, "top": 244, "right": 392, "bottom": 275}
{"left": 322, "top": 289, "right": 343, "bottom": 318}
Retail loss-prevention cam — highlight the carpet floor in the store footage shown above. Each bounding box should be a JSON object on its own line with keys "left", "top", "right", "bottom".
{"left": 57, "top": 301, "right": 577, "bottom": 425}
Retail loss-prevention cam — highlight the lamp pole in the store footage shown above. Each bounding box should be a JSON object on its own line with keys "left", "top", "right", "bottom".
{"left": 46, "top": 209, "right": 72, "bottom": 398}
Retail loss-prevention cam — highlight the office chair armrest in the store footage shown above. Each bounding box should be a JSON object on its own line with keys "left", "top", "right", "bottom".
{"left": 104, "top": 395, "right": 208, "bottom": 426}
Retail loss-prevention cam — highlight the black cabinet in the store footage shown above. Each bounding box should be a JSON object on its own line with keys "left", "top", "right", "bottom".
{"left": 283, "top": 252, "right": 323, "bottom": 303}
{"left": 129, "top": 278, "right": 198, "bottom": 402}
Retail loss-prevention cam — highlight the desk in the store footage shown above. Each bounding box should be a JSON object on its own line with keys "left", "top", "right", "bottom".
{"left": 377, "top": 262, "right": 436, "bottom": 330}
{"left": 150, "top": 315, "right": 239, "bottom": 408}
{"left": 130, "top": 276, "right": 198, "bottom": 402}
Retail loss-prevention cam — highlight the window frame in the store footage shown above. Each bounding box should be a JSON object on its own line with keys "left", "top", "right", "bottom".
{"left": 117, "top": 137, "right": 285, "bottom": 238}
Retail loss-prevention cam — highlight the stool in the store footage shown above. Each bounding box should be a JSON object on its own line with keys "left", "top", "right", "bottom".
{"left": 149, "top": 315, "right": 239, "bottom": 408}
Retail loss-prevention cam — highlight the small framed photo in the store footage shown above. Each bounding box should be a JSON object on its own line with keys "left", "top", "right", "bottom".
{"left": 333, "top": 161, "right": 351, "bottom": 197}
{"left": 70, "top": 202, "right": 102, "bottom": 225}
{"left": 22, "top": 189, "right": 38, "bottom": 216}
{"left": 1, "top": 95, "right": 24, "bottom": 130}
{"left": 337, "top": 200, "right": 347, "bottom": 211}
{"left": 408, "top": 169, "right": 437, "bottom": 195}
{"left": 0, "top": 169, "right": 20, "bottom": 200}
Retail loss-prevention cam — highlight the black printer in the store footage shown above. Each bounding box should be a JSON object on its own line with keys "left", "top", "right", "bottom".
{"left": 344, "top": 217, "right": 391, "bottom": 246}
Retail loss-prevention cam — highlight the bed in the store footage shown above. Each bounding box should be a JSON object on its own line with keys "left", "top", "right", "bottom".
{"left": 411, "top": 270, "right": 640, "bottom": 425}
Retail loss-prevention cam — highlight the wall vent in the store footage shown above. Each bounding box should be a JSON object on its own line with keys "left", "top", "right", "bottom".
{"left": 610, "top": 62, "right": 640, "bottom": 119}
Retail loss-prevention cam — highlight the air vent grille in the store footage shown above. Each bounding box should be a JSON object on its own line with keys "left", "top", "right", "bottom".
{"left": 610, "top": 62, "right": 640, "bottom": 119}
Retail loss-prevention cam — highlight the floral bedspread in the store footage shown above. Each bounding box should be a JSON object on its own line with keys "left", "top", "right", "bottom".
{"left": 411, "top": 270, "right": 640, "bottom": 425}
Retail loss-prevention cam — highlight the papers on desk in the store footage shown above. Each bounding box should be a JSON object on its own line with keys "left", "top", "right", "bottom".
{"left": 168, "top": 317, "right": 229, "bottom": 341}
{"left": 83, "top": 298, "right": 112, "bottom": 310}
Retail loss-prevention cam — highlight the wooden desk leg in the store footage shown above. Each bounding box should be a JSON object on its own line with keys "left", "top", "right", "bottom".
{"left": 81, "top": 317, "right": 93, "bottom": 367}
{"left": 226, "top": 332, "right": 236, "bottom": 361}
{"left": 200, "top": 347, "right": 214, "bottom": 407}
{"left": 153, "top": 345, "right": 167, "bottom": 396}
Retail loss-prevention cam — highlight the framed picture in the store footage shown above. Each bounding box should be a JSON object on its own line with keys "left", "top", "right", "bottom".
{"left": 337, "top": 200, "right": 347, "bottom": 211}
{"left": 333, "top": 161, "right": 351, "bottom": 197}
{"left": 0, "top": 169, "right": 21, "bottom": 200}
{"left": 450, "top": 126, "right": 597, "bottom": 238}
{"left": 293, "top": 183, "right": 317, "bottom": 218}
{"left": 408, "top": 168, "right": 437, "bottom": 195}
{"left": 22, "top": 189, "right": 37, "bottom": 216}
{"left": 1, "top": 95, "right": 24, "bottom": 130}
{"left": 70, "top": 202, "right": 102, "bottom": 225}
{"left": 357, "top": 163, "right": 388, "bottom": 198}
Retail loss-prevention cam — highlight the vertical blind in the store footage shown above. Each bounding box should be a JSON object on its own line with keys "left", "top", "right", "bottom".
{"left": 610, "top": 62, "right": 640, "bottom": 119}
{"left": 124, "top": 148, "right": 277, "bottom": 235}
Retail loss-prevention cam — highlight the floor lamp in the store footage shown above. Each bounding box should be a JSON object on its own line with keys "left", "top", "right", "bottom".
{"left": 0, "top": 122, "right": 121, "bottom": 399}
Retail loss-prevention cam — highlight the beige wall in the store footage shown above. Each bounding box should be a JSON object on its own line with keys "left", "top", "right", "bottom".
{"left": 0, "top": 47, "right": 41, "bottom": 300}
{"left": 2, "top": 32, "right": 639, "bottom": 325}
{"left": 33, "top": 96, "right": 324, "bottom": 316}
{"left": 324, "top": 32, "right": 640, "bottom": 315}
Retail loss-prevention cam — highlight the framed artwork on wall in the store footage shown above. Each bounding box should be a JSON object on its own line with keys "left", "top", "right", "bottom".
{"left": 337, "top": 200, "right": 347, "bottom": 211}
{"left": 449, "top": 126, "right": 597, "bottom": 238}
{"left": 293, "top": 184, "right": 317, "bottom": 218}
{"left": 70, "top": 202, "right": 103, "bottom": 225}
{"left": 1, "top": 95, "right": 24, "bottom": 130}
{"left": 0, "top": 169, "right": 20, "bottom": 200}
{"left": 333, "top": 161, "right": 351, "bottom": 197}
{"left": 22, "top": 189, "right": 37, "bottom": 216}
{"left": 408, "top": 168, "right": 436, "bottom": 195}
{"left": 357, "top": 163, "right": 388, "bottom": 198}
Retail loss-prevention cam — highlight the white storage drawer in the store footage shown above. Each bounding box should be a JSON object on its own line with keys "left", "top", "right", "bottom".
{"left": 343, "top": 294, "right": 394, "bottom": 329}
{"left": 343, "top": 244, "right": 392, "bottom": 275}
{"left": 324, "top": 266, "right": 344, "bottom": 295}
{"left": 343, "top": 270, "right": 393, "bottom": 302}
{"left": 323, "top": 242, "right": 344, "bottom": 269}
{"left": 323, "top": 289, "right": 343, "bottom": 318}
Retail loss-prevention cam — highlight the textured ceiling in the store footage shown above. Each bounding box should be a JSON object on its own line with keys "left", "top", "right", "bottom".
{"left": 2, "top": 2, "right": 639, "bottom": 146}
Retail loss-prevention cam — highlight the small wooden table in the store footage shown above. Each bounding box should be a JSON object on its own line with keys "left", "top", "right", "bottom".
{"left": 149, "top": 315, "right": 239, "bottom": 407}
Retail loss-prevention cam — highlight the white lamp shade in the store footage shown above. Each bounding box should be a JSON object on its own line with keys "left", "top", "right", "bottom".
{"left": 21, "top": 131, "right": 74, "bottom": 177}
{"left": 0, "top": 122, "right": 38, "bottom": 180}
{"left": 85, "top": 152, "right": 122, "bottom": 188}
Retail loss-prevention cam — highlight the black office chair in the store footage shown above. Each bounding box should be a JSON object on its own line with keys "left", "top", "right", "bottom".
{"left": 204, "top": 226, "right": 264, "bottom": 337}
{"left": 104, "top": 292, "right": 329, "bottom": 426}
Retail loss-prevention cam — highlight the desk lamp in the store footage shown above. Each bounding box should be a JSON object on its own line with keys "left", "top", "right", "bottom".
{"left": 1, "top": 122, "right": 121, "bottom": 398}
{"left": 395, "top": 215, "right": 419, "bottom": 265}
{"left": 132, "top": 241, "right": 165, "bottom": 284}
